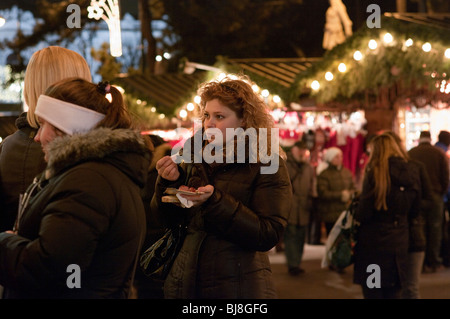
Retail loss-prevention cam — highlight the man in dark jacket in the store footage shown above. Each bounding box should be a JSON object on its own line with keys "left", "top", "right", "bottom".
{"left": 0, "top": 113, "right": 46, "bottom": 232}
{"left": 284, "top": 141, "right": 315, "bottom": 275}
{"left": 409, "top": 131, "right": 450, "bottom": 272}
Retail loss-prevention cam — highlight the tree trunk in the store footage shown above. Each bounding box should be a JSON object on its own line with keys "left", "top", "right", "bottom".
{"left": 139, "top": 0, "right": 156, "bottom": 74}
{"left": 396, "top": 0, "right": 407, "bottom": 12}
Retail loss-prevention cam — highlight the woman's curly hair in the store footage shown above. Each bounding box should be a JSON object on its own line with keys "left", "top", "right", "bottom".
{"left": 198, "top": 74, "right": 274, "bottom": 130}
{"left": 197, "top": 74, "right": 283, "bottom": 158}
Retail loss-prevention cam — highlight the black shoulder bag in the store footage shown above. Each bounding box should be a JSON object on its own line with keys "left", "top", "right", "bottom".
{"left": 139, "top": 164, "right": 192, "bottom": 280}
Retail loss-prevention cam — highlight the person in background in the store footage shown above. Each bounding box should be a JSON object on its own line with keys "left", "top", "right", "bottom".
{"left": 409, "top": 131, "right": 449, "bottom": 273}
{"left": 353, "top": 133, "right": 422, "bottom": 299}
{"left": 381, "top": 130, "right": 432, "bottom": 299}
{"left": 0, "top": 46, "right": 92, "bottom": 232}
{"left": 317, "top": 146, "right": 356, "bottom": 236}
{"left": 151, "top": 74, "right": 292, "bottom": 298}
{"left": 284, "top": 140, "right": 315, "bottom": 275}
{"left": 0, "top": 78, "right": 151, "bottom": 298}
{"left": 434, "top": 130, "right": 450, "bottom": 268}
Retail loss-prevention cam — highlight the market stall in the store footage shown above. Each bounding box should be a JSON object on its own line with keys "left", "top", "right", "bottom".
{"left": 289, "top": 13, "right": 450, "bottom": 147}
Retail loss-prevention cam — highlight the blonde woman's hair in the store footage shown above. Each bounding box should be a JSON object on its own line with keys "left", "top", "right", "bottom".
{"left": 197, "top": 74, "right": 284, "bottom": 158}
{"left": 24, "top": 46, "right": 92, "bottom": 128}
{"left": 366, "top": 133, "right": 409, "bottom": 210}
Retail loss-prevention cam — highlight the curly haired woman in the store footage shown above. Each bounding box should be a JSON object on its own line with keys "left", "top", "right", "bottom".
{"left": 150, "top": 74, "right": 292, "bottom": 299}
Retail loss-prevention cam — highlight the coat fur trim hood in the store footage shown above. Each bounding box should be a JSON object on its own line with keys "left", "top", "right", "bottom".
{"left": 45, "top": 127, "right": 150, "bottom": 180}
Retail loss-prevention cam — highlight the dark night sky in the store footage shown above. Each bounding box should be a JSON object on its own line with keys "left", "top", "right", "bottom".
{"left": 0, "top": 0, "right": 420, "bottom": 58}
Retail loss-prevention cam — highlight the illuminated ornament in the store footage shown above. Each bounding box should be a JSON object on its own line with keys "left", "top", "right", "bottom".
{"left": 311, "top": 80, "right": 320, "bottom": 91}
{"left": 383, "top": 32, "right": 393, "bottom": 44}
{"left": 273, "top": 95, "right": 281, "bottom": 103}
{"left": 422, "top": 42, "right": 431, "bottom": 52}
{"left": 88, "top": 0, "right": 122, "bottom": 57}
{"left": 405, "top": 38, "right": 413, "bottom": 47}
{"left": 338, "top": 63, "right": 347, "bottom": 73}
{"left": 445, "top": 48, "right": 450, "bottom": 59}
{"left": 368, "top": 39, "right": 377, "bottom": 50}
{"left": 179, "top": 109, "right": 187, "bottom": 119}
{"left": 261, "top": 89, "right": 270, "bottom": 97}
{"left": 186, "top": 103, "right": 195, "bottom": 111}
{"left": 322, "top": 0, "right": 353, "bottom": 50}
{"left": 325, "top": 71, "right": 334, "bottom": 81}
{"left": 353, "top": 50, "right": 363, "bottom": 61}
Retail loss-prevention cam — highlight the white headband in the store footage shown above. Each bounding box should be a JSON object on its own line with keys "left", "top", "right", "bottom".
{"left": 35, "top": 95, "right": 105, "bottom": 135}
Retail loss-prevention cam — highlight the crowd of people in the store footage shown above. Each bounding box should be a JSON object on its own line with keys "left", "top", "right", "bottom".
{"left": 0, "top": 46, "right": 449, "bottom": 300}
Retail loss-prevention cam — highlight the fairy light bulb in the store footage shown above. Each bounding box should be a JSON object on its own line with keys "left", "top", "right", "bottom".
{"left": 353, "top": 50, "right": 363, "bottom": 61}
{"left": 311, "top": 80, "right": 320, "bottom": 90}
{"left": 422, "top": 42, "right": 431, "bottom": 52}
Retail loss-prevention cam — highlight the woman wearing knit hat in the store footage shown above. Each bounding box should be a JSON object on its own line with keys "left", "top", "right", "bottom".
{"left": 0, "top": 78, "right": 152, "bottom": 298}
{"left": 317, "top": 147, "right": 356, "bottom": 243}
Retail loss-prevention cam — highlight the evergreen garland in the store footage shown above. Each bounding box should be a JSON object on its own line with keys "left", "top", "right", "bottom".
{"left": 290, "top": 16, "right": 450, "bottom": 107}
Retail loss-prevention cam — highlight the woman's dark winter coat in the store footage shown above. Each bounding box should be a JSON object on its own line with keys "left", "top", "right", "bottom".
{"left": 0, "top": 128, "right": 151, "bottom": 299}
{"left": 353, "top": 157, "right": 422, "bottom": 288}
{"left": 151, "top": 134, "right": 292, "bottom": 299}
{"left": 0, "top": 113, "right": 46, "bottom": 231}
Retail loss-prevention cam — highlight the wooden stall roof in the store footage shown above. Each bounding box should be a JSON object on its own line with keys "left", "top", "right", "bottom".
{"left": 226, "top": 57, "right": 321, "bottom": 88}
{"left": 384, "top": 12, "right": 450, "bottom": 30}
{"left": 113, "top": 71, "right": 208, "bottom": 115}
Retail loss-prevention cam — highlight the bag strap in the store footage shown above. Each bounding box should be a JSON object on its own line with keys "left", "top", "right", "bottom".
{"left": 128, "top": 232, "right": 143, "bottom": 299}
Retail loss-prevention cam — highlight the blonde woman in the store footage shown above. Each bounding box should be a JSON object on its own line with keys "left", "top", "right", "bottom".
{"left": 0, "top": 46, "right": 91, "bottom": 231}
{"left": 353, "top": 133, "right": 422, "bottom": 299}
{"left": 151, "top": 74, "right": 292, "bottom": 298}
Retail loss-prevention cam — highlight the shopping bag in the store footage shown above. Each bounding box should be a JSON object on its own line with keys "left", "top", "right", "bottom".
{"left": 321, "top": 197, "right": 359, "bottom": 269}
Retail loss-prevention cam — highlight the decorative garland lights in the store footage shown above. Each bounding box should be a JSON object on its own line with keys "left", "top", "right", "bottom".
{"left": 294, "top": 16, "right": 450, "bottom": 107}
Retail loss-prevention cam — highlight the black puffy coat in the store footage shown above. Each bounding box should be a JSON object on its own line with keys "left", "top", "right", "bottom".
{"left": 0, "top": 128, "right": 151, "bottom": 299}
{"left": 353, "top": 157, "right": 421, "bottom": 288}
{"left": 151, "top": 135, "right": 292, "bottom": 299}
{"left": 0, "top": 113, "right": 46, "bottom": 231}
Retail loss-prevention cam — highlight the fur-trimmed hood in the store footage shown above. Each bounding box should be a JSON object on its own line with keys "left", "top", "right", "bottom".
{"left": 44, "top": 127, "right": 151, "bottom": 186}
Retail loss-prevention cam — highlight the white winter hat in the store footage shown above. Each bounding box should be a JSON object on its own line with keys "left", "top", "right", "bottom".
{"left": 323, "top": 147, "right": 342, "bottom": 163}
